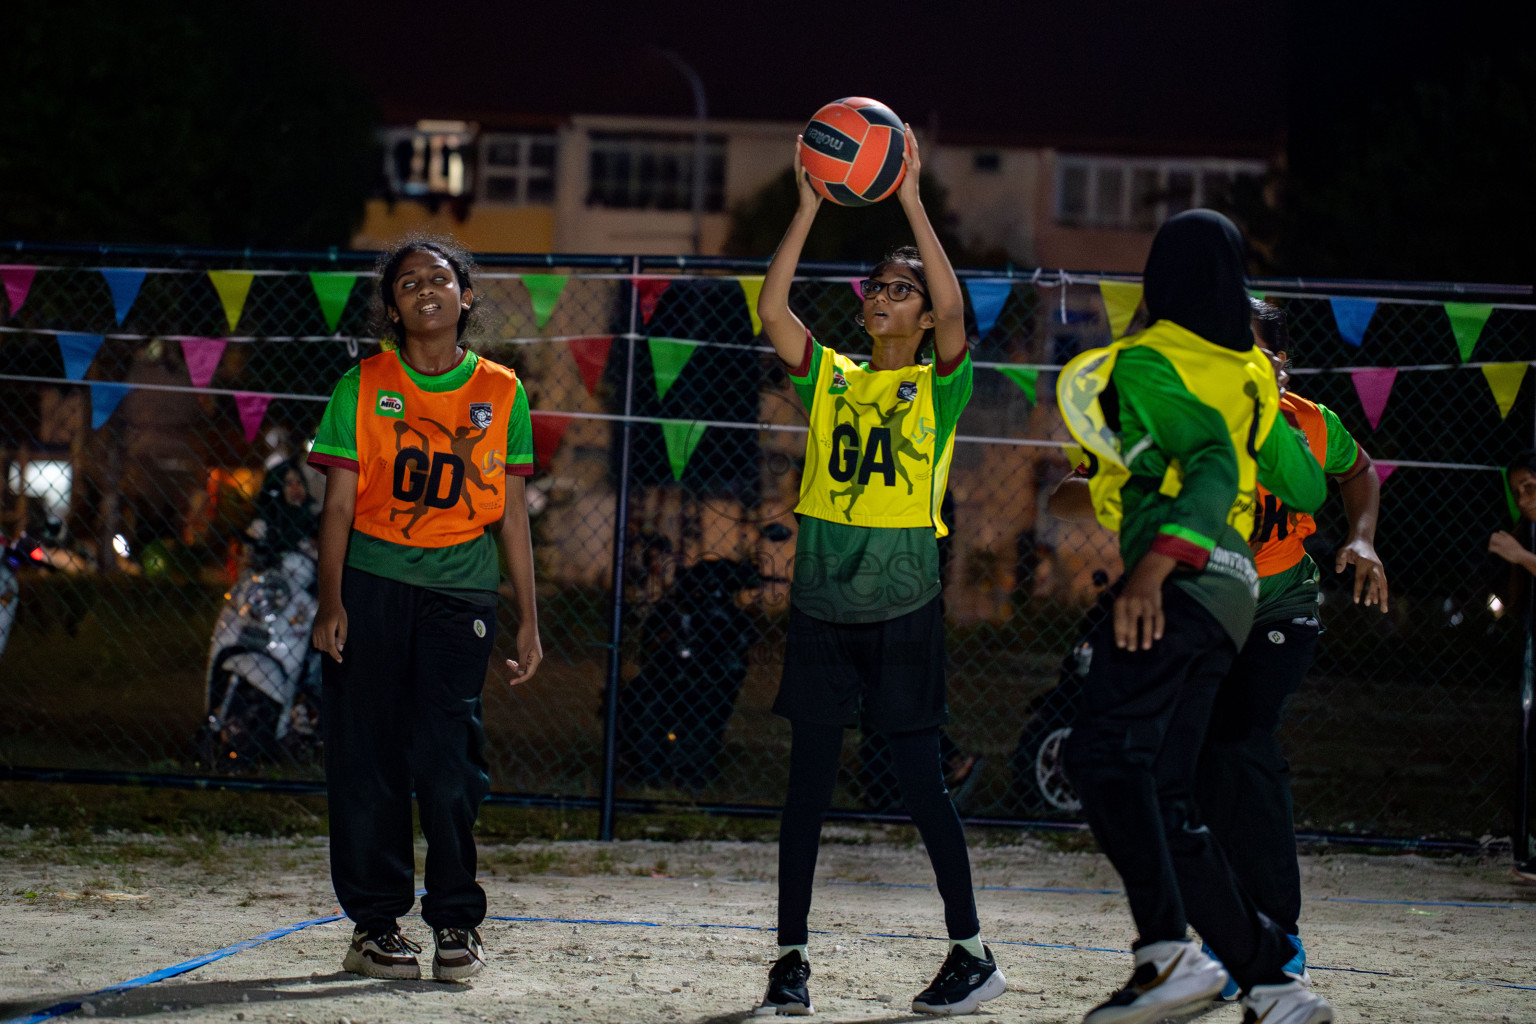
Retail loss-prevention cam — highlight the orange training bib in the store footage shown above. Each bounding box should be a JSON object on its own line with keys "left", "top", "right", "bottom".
{"left": 353, "top": 351, "right": 516, "bottom": 548}
{"left": 1251, "top": 392, "right": 1329, "bottom": 577}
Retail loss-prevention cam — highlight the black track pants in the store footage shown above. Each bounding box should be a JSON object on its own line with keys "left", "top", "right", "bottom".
{"left": 1064, "top": 585, "right": 1293, "bottom": 990}
{"left": 322, "top": 567, "right": 496, "bottom": 933}
{"left": 1196, "top": 615, "right": 1320, "bottom": 935}
{"left": 777, "top": 721, "right": 979, "bottom": 946}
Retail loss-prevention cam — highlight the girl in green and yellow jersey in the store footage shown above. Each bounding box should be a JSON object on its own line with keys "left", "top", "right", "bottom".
{"left": 751, "top": 127, "right": 1004, "bottom": 1018}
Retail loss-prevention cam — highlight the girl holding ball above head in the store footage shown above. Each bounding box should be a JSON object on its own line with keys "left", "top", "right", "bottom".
{"left": 307, "top": 235, "right": 542, "bottom": 983}
{"left": 753, "top": 121, "right": 1004, "bottom": 1017}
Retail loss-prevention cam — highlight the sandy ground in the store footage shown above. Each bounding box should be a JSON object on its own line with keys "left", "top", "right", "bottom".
{"left": 2, "top": 828, "right": 1534, "bottom": 1024}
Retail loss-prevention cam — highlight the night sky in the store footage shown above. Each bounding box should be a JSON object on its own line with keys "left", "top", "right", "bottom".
{"left": 288, "top": 0, "right": 1287, "bottom": 153}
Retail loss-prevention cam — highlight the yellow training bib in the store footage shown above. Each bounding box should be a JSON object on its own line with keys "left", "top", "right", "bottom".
{"left": 795, "top": 348, "right": 955, "bottom": 536}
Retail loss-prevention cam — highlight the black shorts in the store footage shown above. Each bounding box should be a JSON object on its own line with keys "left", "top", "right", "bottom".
{"left": 773, "top": 596, "right": 948, "bottom": 733}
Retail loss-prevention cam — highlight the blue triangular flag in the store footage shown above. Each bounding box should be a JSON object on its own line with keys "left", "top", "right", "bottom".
{"left": 58, "top": 333, "right": 105, "bottom": 380}
{"left": 89, "top": 383, "right": 131, "bottom": 429}
{"left": 100, "top": 269, "right": 146, "bottom": 325}
{"left": 965, "top": 279, "right": 1013, "bottom": 338}
{"left": 1329, "top": 297, "right": 1378, "bottom": 348}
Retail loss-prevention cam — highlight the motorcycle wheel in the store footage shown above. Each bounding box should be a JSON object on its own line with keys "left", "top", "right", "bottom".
{"left": 208, "top": 675, "right": 282, "bottom": 773}
{"left": 1012, "top": 720, "right": 1082, "bottom": 817}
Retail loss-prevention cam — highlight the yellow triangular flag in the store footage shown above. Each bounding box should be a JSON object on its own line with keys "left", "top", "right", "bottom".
{"left": 207, "top": 271, "right": 255, "bottom": 333}
{"left": 737, "top": 276, "right": 765, "bottom": 335}
{"left": 1481, "top": 362, "right": 1528, "bottom": 420}
{"left": 1098, "top": 280, "right": 1143, "bottom": 338}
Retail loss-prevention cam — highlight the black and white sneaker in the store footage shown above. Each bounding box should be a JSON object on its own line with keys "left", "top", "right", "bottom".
{"left": 432, "top": 927, "right": 485, "bottom": 982}
{"left": 1082, "top": 939, "right": 1228, "bottom": 1024}
{"left": 912, "top": 943, "right": 1006, "bottom": 1015}
{"left": 341, "top": 925, "right": 422, "bottom": 980}
{"left": 1240, "top": 980, "right": 1333, "bottom": 1024}
{"left": 753, "top": 950, "right": 813, "bottom": 1016}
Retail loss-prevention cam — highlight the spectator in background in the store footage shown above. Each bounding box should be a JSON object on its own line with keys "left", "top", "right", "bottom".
{"left": 247, "top": 460, "right": 318, "bottom": 569}
{"left": 1489, "top": 450, "right": 1536, "bottom": 884}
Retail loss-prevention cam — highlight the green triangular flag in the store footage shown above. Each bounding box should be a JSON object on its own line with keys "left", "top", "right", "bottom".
{"left": 523, "top": 274, "right": 568, "bottom": 329}
{"left": 1246, "top": 288, "right": 1267, "bottom": 301}
{"left": 1098, "top": 280, "right": 1144, "bottom": 338}
{"left": 1481, "top": 362, "right": 1528, "bottom": 420}
{"left": 1445, "top": 302, "right": 1495, "bottom": 362}
{"left": 207, "top": 271, "right": 255, "bottom": 333}
{"left": 309, "top": 272, "right": 357, "bottom": 333}
{"left": 660, "top": 419, "right": 708, "bottom": 482}
{"left": 649, "top": 337, "right": 698, "bottom": 401}
{"left": 1505, "top": 472, "right": 1522, "bottom": 525}
{"left": 997, "top": 366, "right": 1039, "bottom": 404}
{"left": 737, "top": 276, "right": 765, "bottom": 335}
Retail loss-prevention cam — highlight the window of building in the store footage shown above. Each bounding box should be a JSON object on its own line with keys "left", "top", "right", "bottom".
{"left": 479, "top": 133, "right": 558, "bottom": 205}
{"left": 1054, "top": 155, "right": 1265, "bottom": 230}
{"left": 379, "top": 121, "right": 476, "bottom": 198}
{"left": 973, "top": 151, "right": 1001, "bottom": 173}
{"left": 586, "top": 131, "right": 726, "bottom": 211}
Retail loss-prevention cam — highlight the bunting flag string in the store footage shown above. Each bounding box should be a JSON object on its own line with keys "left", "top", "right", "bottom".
{"left": 737, "top": 277, "right": 765, "bottom": 335}
{"left": 309, "top": 272, "right": 357, "bottom": 333}
{"left": 1330, "top": 296, "right": 1378, "bottom": 347}
{"left": 207, "top": 271, "right": 255, "bottom": 333}
{"left": 234, "top": 392, "right": 272, "bottom": 444}
{"left": 1098, "top": 281, "right": 1144, "bottom": 338}
{"left": 100, "top": 269, "right": 146, "bottom": 326}
{"left": 88, "top": 382, "right": 131, "bottom": 430}
{"left": 530, "top": 412, "right": 574, "bottom": 470}
{"left": 965, "top": 280, "right": 1013, "bottom": 338}
{"left": 996, "top": 366, "right": 1039, "bottom": 404}
{"left": 633, "top": 278, "right": 671, "bottom": 325}
{"left": 523, "top": 274, "right": 568, "bottom": 329}
{"left": 57, "top": 333, "right": 105, "bottom": 381}
{"left": 659, "top": 419, "right": 708, "bottom": 481}
{"left": 649, "top": 338, "right": 698, "bottom": 401}
{"left": 1350, "top": 367, "right": 1397, "bottom": 429}
{"left": 1480, "top": 362, "right": 1527, "bottom": 420}
{"left": 567, "top": 336, "right": 614, "bottom": 397}
{"left": 179, "top": 338, "right": 228, "bottom": 389}
{"left": 1, "top": 267, "right": 37, "bottom": 318}
{"left": 1445, "top": 302, "right": 1494, "bottom": 363}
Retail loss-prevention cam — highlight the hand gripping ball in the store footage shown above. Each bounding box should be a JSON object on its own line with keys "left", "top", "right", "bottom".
{"left": 798, "top": 97, "right": 908, "bottom": 207}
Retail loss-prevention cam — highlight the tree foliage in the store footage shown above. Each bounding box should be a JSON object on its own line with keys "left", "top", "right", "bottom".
{"left": 0, "top": 1, "right": 377, "bottom": 247}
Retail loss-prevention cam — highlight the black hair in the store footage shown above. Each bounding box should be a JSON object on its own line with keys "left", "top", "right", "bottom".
{"left": 1249, "top": 296, "right": 1290, "bottom": 351}
{"left": 865, "top": 245, "right": 936, "bottom": 357}
{"left": 373, "top": 234, "right": 483, "bottom": 349}
{"left": 1507, "top": 450, "right": 1536, "bottom": 477}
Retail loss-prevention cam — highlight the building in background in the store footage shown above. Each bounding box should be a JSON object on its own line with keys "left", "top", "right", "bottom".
{"left": 354, "top": 115, "right": 1269, "bottom": 271}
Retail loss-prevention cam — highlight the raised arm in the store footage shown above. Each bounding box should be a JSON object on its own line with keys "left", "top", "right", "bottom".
{"left": 758, "top": 141, "right": 822, "bottom": 367}
{"left": 896, "top": 127, "right": 966, "bottom": 366}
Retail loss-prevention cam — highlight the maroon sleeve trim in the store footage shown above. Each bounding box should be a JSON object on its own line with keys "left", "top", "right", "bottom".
{"left": 935, "top": 344, "right": 970, "bottom": 378}
{"left": 1329, "top": 442, "right": 1370, "bottom": 483}
{"left": 307, "top": 452, "right": 358, "bottom": 474}
{"left": 787, "top": 328, "right": 814, "bottom": 377}
{"left": 1150, "top": 533, "right": 1211, "bottom": 570}
{"left": 506, "top": 462, "right": 535, "bottom": 477}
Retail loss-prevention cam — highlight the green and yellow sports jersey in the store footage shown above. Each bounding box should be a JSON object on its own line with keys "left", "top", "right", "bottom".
{"left": 308, "top": 348, "right": 534, "bottom": 600}
{"left": 787, "top": 334, "right": 973, "bottom": 623}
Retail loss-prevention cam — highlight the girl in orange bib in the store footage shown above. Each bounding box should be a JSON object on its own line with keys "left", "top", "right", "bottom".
{"left": 308, "top": 236, "right": 541, "bottom": 982}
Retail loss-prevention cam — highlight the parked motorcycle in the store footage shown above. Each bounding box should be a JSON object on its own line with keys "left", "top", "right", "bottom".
{"left": 197, "top": 546, "right": 322, "bottom": 771}
{"left": 0, "top": 533, "right": 52, "bottom": 664}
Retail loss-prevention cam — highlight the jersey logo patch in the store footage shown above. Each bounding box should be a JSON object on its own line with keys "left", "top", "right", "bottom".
{"left": 829, "top": 370, "right": 849, "bottom": 394}
{"left": 896, "top": 381, "right": 918, "bottom": 403}
{"left": 469, "top": 402, "right": 493, "bottom": 429}
{"left": 376, "top": 390, "right": 405, "bottom": 418}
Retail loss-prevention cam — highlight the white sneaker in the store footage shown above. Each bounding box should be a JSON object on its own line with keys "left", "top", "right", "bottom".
{"left": 1083, "top": 939, "right": 1229, "bottom": 1024}
{"left": 1240, "top": 980, "right": 1334, "bottom": 1024}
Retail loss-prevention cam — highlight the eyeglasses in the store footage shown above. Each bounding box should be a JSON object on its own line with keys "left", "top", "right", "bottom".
{"left": 859, "top": 278, "right": 926, "bottom": 301}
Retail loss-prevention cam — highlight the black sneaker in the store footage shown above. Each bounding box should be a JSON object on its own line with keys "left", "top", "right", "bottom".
{"left": 432, "top": 926, "right": 484, "bottom": 982}
{"left": 341, "top": 924, "right": 422, "bottom": 980}
{"left": 912, "top": 943, "right": 1006, "bottom": 1015}
{"left": 753, "top": 949, "right": 813, "bottom": 1016}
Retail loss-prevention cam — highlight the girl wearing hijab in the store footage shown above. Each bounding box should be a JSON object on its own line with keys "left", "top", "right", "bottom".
{"left": 1054, "top": 211, "right": 1334, "bottom": 1024}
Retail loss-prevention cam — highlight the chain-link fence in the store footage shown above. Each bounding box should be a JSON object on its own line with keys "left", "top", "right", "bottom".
{"left": 0, "top": 243, "right": 1531, "bottom": 845}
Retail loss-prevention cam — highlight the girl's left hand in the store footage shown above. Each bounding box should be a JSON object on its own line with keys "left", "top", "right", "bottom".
{"left": 897, "top": 126, "right": 921, "bottom": 205}
{"left": 505, "top": 621, "right": 543, "bottom": 685}
{"left": 1490, "top": 530, "right": 1527, "bottom": 566}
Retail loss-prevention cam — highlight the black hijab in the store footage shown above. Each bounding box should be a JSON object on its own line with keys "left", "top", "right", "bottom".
{"left": 1143, "top": 209, "right": 1252, "bottom": 351}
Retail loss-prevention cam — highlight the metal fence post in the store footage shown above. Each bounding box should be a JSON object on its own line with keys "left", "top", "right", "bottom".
{"left": 599, "top": 258, "right": 641, "bottom": 841}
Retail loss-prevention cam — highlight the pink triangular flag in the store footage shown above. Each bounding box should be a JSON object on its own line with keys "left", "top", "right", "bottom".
{"left": 179, "top": 338, "right": 228, "bottom": 389}
{"left": 1, "top": 267, "right": 37, "bottom": 317}
{"left": 235, "top": 392, "right": 272, "bottom": 443}
{"left": 848, "top": 276, "right": 864, "bottom": 300}
{"left": 1350, "top": 368, "right": 1398, "bottom": 430}
{"left": 1374, "top": 463, "right": 1396, "bottom": 483}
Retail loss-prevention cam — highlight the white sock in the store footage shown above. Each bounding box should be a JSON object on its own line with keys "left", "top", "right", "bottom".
{"left": 778, "top": 944, "right": 808, "bottom": 962}
{"left": 953, "top": 933, "right": 986, "bottom": 959}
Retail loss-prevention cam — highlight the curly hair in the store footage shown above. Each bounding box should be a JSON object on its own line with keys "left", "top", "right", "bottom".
{"left": 372, "top": 233, "right": 484, "bottom": 350}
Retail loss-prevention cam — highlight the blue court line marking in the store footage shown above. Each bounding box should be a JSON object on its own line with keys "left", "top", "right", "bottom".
{"left": 1317, "top": 896, "right": 1536, "bottom": 910}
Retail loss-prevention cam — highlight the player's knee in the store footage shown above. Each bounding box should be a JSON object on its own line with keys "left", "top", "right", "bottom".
{"left": 1064, "top": 720, "right": 1150, "bottom": 789}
